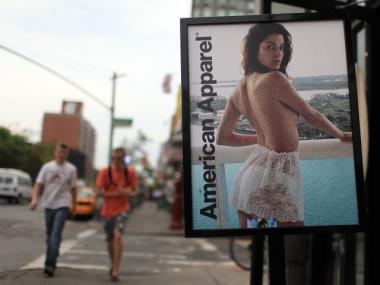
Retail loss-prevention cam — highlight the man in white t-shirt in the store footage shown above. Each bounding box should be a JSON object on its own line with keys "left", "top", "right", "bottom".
{"left": 29, "top": 143, "right": 77, "bottom": 277}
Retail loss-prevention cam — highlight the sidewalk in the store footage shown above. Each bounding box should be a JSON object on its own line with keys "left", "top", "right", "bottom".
{"left": 125, "top": 199, "right": 185, "bottom": 236}
{"left": 0, "top": 266, "right": 248, "bottom": 285}
{"left": 0, "top": 200, "right": 249, "bottom": 285}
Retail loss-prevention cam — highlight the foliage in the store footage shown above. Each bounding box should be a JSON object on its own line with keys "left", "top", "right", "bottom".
{"left": 292, "top": 75, "right": 348, "bottom": 91}
{"left": 298, "top": 93, "right": 351, "bottom": 140}
{"left": 0, "top": 127, "right": 54, "bottom": 181}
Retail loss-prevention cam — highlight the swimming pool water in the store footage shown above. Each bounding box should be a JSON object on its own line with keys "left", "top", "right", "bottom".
{"left": 192, "top": 158, "right": 358, "bottom": 229}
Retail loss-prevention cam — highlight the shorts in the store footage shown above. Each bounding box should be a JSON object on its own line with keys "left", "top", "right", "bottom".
{"left": 103, "top": 212, "right": 128, "bottom": 241}
{"left": 229, "top": 144, "right": 304, "bottom": 222}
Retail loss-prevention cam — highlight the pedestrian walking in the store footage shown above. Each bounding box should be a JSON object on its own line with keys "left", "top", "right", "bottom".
{"left": 96, "top": 147, "right": 138, "bottom": 282}
{"left": 29, "top": 143, "right": 77, "bottom": 277}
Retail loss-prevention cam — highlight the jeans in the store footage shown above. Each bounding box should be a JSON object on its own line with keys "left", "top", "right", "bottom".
{"left": 44, "top": 207, "right": 69, "bottom": 267}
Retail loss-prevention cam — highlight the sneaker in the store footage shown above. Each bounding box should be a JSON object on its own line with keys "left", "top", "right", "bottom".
{"left": 44, "top": 265, "right": 55, "bottom": 277}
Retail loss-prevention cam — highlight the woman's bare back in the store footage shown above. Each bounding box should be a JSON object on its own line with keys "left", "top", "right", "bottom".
{"left": 233, "top": 72, "right": 299, "bottom": 152}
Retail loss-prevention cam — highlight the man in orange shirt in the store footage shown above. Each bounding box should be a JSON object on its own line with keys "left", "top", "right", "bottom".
{"left": 96, "top": 147, "right": 138, "bottom": 282}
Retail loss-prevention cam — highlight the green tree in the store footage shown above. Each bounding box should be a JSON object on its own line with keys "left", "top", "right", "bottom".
{"left": 0, "top": 127, "right": 54, "bottom": 181}
{"left": 0, "top": 127, "right": 27, "bottom": 168}
{"left": 297, "top": 94, "right": 351, "bottom": 140}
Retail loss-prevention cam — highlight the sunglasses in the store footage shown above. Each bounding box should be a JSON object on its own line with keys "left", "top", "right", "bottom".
{"left": 112, "top": 156, "right": 124, "bottom": 162}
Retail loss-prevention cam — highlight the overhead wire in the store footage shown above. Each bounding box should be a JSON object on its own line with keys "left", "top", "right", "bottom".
{"left": 0, "top": 44, "right": 110, "bottom": 110}
{"left": 0, "top": 39, "right": 113, "bottom": 79}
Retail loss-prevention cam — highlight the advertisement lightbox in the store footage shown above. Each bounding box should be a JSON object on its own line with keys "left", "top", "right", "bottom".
{"left": 181, "top": 13, "right": 366, "bottom": 237}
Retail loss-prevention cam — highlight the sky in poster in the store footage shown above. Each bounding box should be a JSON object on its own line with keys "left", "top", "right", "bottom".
{"left": 188, "top": 20, "right": 348, "bottom": 86}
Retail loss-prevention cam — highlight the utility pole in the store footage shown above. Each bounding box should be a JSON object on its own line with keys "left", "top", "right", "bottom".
{"left": 109, "top": 72, "right": 126, "bottom": 164}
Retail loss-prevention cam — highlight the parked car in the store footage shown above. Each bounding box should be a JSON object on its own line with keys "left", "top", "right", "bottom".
{"left": 70, "top": 186, "right": 96, "bottom": 217}
{"left": 0, "top": 168, "right": 32, "bottom": 204}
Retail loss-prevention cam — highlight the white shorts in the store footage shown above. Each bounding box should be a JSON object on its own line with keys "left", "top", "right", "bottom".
{"left": 229, "top": 144, "right": 304, "bottom": 222}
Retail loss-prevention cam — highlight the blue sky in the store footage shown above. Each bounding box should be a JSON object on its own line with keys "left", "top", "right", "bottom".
{"left": 0, "top": 0, "right": 192, "bottom": 168}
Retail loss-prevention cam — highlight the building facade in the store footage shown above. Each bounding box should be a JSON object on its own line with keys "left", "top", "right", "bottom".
{"left": 192, "top": 0, "right": 255, "bottom": 16}
{"left": 41, "top": 101, "right": 96, "bottom": 180}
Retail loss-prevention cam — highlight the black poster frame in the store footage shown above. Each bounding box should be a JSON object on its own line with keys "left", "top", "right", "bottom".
{"left": 180, "top": 12, "right": 366, "bottom": 237}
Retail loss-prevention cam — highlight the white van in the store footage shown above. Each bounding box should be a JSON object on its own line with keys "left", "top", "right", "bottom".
{"left": 0, "top": 168, "right": 33, "bottom": 204}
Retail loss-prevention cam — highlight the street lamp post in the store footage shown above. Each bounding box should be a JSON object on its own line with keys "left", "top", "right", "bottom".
{"left": 109, "top": 72, "right": 126, "bottom": 164}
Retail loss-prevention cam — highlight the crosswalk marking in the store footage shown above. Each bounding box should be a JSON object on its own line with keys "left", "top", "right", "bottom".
{"left": 69, "top": 249, "right": 108, "bottom": 255}
{"left": 20, "top": 255, "right": 45, "bottom": 270}
{"left": 21, "top": 229, "right": 97, "bottom": 270}
{"left": 77, "top": 229, "right": 97, "bottom": 240}
{"left": 68, "top": 249, "right": 187, "bottom": 260}
{"left": 193, "top": 238, "right": 218, "bottom": 251}
{"left": 159, "top": 260, "right": 235, "bottom": 267}
{"left": 20, "top": 228, "right": 235, "bottom": 273}
{"left": 21, "top": 239, "right": 77, "bottom": 269}
{"left": 57, "top": 263, "right": 108, "bottom": 271}
{"left": 125, "top": 252, "right": 187, "bottom": 260}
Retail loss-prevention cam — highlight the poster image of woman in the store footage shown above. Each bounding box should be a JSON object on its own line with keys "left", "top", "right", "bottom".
{"left": 216, "top": 23, "right": 352, "bottom": 229}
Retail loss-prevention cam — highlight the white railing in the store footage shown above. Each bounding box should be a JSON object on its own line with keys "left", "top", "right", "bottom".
{"left": 192, "top": 139, "right": 353, "bottom": 228}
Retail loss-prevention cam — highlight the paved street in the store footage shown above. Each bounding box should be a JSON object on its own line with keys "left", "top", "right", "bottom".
{"left": 0, "top": 199, "right": 250, "bottom": 284}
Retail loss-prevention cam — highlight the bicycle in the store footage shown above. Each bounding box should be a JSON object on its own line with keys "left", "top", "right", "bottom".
{"left": 229, "top": 236, "right": 253, "bottom": 270}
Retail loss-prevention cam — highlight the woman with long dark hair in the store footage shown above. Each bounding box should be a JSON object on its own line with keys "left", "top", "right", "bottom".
{"left": 216, "top": 23, "right": 351, "bottom": 228}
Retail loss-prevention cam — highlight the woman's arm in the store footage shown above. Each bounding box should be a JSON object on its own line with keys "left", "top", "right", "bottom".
{"left": 263, "top": 72, "right": 352, "bottom": 142}
{"left": 216, "top": 86, "right": 258, "bottom": 146}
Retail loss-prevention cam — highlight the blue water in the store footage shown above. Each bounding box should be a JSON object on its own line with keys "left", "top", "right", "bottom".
{"left": 192, "top": 159, "right": 359, "bottom": 229}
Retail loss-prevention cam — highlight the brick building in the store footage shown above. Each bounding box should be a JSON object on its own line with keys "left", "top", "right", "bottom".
{"left": 41, "top": 101, "right": 96, "bottom": 180}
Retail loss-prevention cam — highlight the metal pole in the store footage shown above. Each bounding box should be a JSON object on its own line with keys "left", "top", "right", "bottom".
{"left": 268, "top": 235, "right": 286, "bottom": 285}
{"left": 342, "top": 234, "right": 356, "bottom": 285}
{"left": 109, "top": 72, "right": 117, "bottom": 164}
{"left": 285, "top": 235, "right": 310, "bottom": 285}
{"left": 364, "top": 10, "right": 380, "bottom": 285}
{"left": 311, "top": 234, "right": 334, "bottom": 285}
{"left": 254, "top": 0, "right": 271, "bottom": 14}
{"left": 250, "top": 236, "right": 264, "bottom": 285}
{"left": 108, "top": 72, "right": 126, "bottom": 164}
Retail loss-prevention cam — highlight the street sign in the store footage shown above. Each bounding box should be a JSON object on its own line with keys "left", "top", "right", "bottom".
{"left": 114, "top": 118, "right": 133, "bottom": 127}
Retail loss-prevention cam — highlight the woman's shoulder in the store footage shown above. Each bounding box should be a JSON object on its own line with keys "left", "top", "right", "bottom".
{"left": 257, "top": 71, "right": 288, "bottom": 84}
{"left": 254, "top": 71, "right": 291, "bottom": 92}
{"left": 234, "top": 76, "right": 248, "bottom": 89}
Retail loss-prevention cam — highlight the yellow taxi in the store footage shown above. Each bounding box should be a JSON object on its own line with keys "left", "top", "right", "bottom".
{"left": 70, "top": 187, "right": 96, "bottom": 217}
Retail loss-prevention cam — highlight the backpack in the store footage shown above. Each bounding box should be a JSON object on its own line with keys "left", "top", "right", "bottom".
{"left": 106, "top": 165, "right": 129, "bottom": 190}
